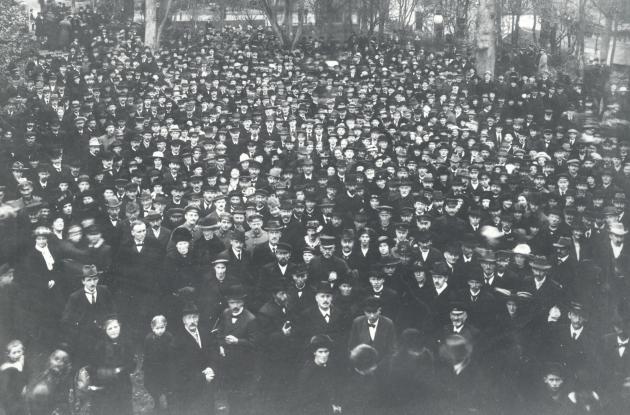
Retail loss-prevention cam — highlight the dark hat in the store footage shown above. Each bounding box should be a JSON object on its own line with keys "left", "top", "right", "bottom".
{"left": 276, "top": 242, "right": 292, "bottom": 252}
{"left": 530, "top": 255, "right": 552, "bottom": 270}
{"left": 264, "top": 220, "right": 283, "bottom": 231}
{"left": 198, "top": 216, "right": 219, "bottom": 229}
{"left": 552, "top": 236, "right": 572, "bottom": 249}
{"left": 225, "top": 284, "right": 247, "bottom": 300}
{"left": 315, "top": 281, "right": 334, "bottom": 294}
{"left": 212, "top": 252, "right": 230, "bottom": 264}
{"left": 362, "top": 296, "right": 381, "bottom": 312}
{"left": 182, "top": 302, "right": 199, "bottom": 317}
{"left": 320, "top": 234, "right": 336, "bottom": 247}
{"left": 309, "top": 334, "right": 333, "bottom": 353}
{"left": 230, "top": 230, "right": 246, "bottom": 242}
{"left": 81, "top": 264, "right": 101, "bottom": 279}
{"left": 431, "top": 262, "right": 449, "bottom": 277}
{"left": 543, "top": 362, "right": 565, "bottom": 378}
{"left": 172, "top": 227, "right": 193, "bottom": 243}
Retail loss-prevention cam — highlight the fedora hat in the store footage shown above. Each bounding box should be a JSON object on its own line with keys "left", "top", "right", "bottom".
{"left": 81, "top": 264, "right": 102, "bottom": 279}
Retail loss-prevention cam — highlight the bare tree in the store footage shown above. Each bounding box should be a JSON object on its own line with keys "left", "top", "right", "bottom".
{"left": 476, "top": 0, "right": 497, "bottom": 75}
{"left": 257, "top": 0, "right": 306, "bottom": 49}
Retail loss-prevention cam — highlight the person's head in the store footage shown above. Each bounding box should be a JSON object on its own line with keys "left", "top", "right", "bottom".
{"left": 320, "top": 239, "right": 335, "bottom": 259}
{"left": 5, "top": 340, "right": 24, "bottom": 363}
{"left": 128, "top": 219, "right": 146, "bottom": 241}
{"left": 292, "top": 268, "right": 308, "bottom": 288}
{"left": 182, "top": 308, "right": 199, "bottom": 332}
{"left": 81, "top": 266, "right": 99, "bottom": 292}
{"left": 275, "top": 243, "right": 291, "bottom": 265}
{"left": 34, "top": 226, "right": 50, "bottom": 248}
{"left": 432, "top": 267, "right": 448, "bottom": 289}
{"left": 543, "top": 365, "right": 564, "bottom": 394}
{"left": 568, "top": 304, "right": 586, "bottom": 330}
{"left": 310, "top": 335, "right": 332, "bottom": 366}
{"left": 315, "top": 286, "right": 333, "bottom": 310}
{"left": 450, "top": 306, "right": 467, "bottom": 328}
{"left": 47, "top": 349, "right": 70, "bottom": 374}
{"left": 151, "top": 315, "right": 167, "bottom": 337}
{"left": 362, "top": 297, "right": 381, "bottom": 324}
{"left": 226, "top": 285, "right": 246, "bottom": 314}
{"left": 103, "top": 317, "right": 121, "bottom": 340}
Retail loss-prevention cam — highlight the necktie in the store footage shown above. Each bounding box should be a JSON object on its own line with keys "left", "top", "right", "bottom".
{"left": 324, "top": 314, "right": 330, "bottom": 323}
{"left": 368, "top": 323, "right": 376, "bottom": 328}
{"left": 91, "top": 292, "right": 96, "bottom": 304}
{"left": 573, "top": 332, "right": 578, "bottom": 340}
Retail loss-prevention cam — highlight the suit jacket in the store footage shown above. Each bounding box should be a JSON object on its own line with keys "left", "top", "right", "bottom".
{"left": 256, "top": 262, "right": 298, "bottom": 307}
{"left": 169, "top": 327, "right": 217, "bottom": 399}
{"left": 347, "top": 315, "right": 397, "bottom": 361}
{"left": 298, "top": 306, "right": 349, "bottom": 348}
{"left": 257, "top": 300, "right": 298, "bottom": 365}
{"left": 600, "top": 333, "right": 630, "bottom": 390}
{"left": 113, "top": 238, "right": 163, "bottom": 293}
{"left": 216, "top": 308, "right": 259, "bottom": 380}
{"left": 145, "top": 226, "right": 171, "bottom": 252}
{"left": 251, "top": 242, "right": 276, "bottom": 267}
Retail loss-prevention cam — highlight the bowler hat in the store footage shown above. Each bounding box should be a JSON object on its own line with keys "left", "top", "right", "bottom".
{"left": 225, "top": 284, "right": 247, "bottom": 300}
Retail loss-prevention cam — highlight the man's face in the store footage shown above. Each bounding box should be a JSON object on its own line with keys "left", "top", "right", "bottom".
{"left": 450, "top": 311, "right": 467, "bottom": 328}
{"left": 568, "top": 311, "right": 585, "bottom": 329}
{"left": 228, "top": 299, "right": 244, "bottom": 314}
{"left": 82, "top": 276, "right": 99, "bottom": 292}
{"left": 369, "top": 276, "right": 384, "bottom": 291}
{"left": 131, "top": 223, "right": 147, "bottom": 242}
{"left": 230, "top": 239, "right": 244, "bottom": 252}
{"left": 275, "top": 249, "right": 291, "bottom": 265}
{"left": 315, "top": 292, "right": 332, "bottom": 309}
{"left": 364, "top": 308, "right": 381, "bottom": 324}
{"left": 433, "top": 275, "right": 446, "bottom": 289}
{"left": 321, "top": 245, "right": 334, "bottom": 259}
{"left": 480, "top": 261, "right": 495, "bottom": 274}
{"left": 544, "top": 374, "right": 563, "bottom": 393}
{"left": 182, "top": 313, "right": 199, "bottom": 331}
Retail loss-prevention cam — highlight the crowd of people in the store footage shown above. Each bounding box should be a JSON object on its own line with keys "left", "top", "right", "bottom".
{"left": 1, "top": 5, "right": 630, "bottom": 415}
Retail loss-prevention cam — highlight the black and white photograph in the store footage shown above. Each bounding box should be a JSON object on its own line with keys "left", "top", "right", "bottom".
{"left": 1, "top": 0, "right": 630, "bottom": 414}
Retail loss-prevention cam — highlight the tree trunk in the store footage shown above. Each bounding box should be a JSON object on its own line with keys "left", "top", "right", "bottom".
{"left": 600, "top": 14, "right": 612, "bottom": 62}
{"left": 513, "top": 10, "right": 520, "bottom": 46}
{"left": 607, "top": 18, "right": 617, "bottom": 66}
{"left": 145, "top": 0, "right": 157, "bottom": 50}
{"left": 155, "top": 0, "right": 173, "bottom": 49}
{"left": 475, "top": 0, "right": 497, "bottom": 76}
{"left": 576, "top": 0, "right": 586, "bottom": 55}
{"left": 532, "top": 12, "right": 536, "bottom": 44}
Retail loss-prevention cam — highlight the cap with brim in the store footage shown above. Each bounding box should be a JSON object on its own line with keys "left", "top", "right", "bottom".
{"left": 320, "top": 235, "right": 336, "bottom": 247}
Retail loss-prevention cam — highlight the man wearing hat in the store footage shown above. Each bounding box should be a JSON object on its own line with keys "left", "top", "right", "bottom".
{"left": 192, "top": 216, "right": 224, "bottom": 265}
{"left": 244, "top": 212, "right": 268, "bottom": 253}
{"left": 216, "top": 284, "right": 258, "bottom": 415}
{"left": 524, "top": 255, "right": 563, "bottom": 312}
{"left": 220, "top": 230, "right": 253, "bottom": 286}
{"left": 308, "top": 235, "right": 354, "bottom": 286}
{"left": 170, "top": 303, "right": 217, "bottom": 415}
{"left": 61, "top": 264, "right": 114, "bottom": 367}
{"left": 144, "top": 210, "right": 171, "bottom": 252}
{"left": 286, "top": 265, "right": 317, "bottom": 315}
{"left": 596, "top": 222, "right": 629, "bottom": 282}
{"left": 545, "top": 301, "right": 597, "bottom": 382}
{"left": 257, "top": 280, "right": 299, "bottom": 411}
{"left": 256, "top": 242, "right": 298, "bottom": 307}
{"left": 113, "top": 219, "right": 163, "bottom": 335}
{"left": 347, "top": 296, "right": 396, "bottom": 362}
{"left": 298, "top": 281, "right": 349, "bottom": 353}
{"left": 551, "top": 236, "right": 578, "bottom": 289}
{"left": 252, "top": 219, "right": 284, "bottom": 266}
{"left": 438, "top": 301, "right": 480, "bottom": 347}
